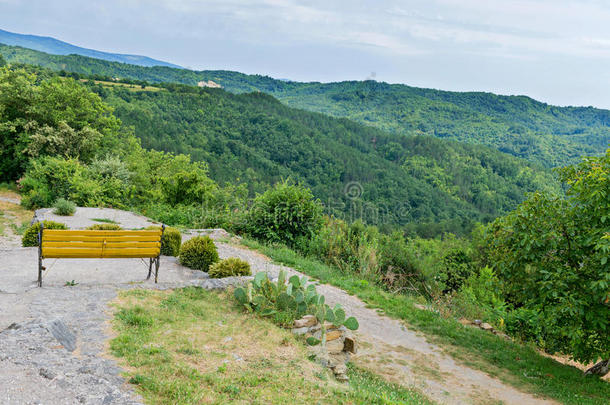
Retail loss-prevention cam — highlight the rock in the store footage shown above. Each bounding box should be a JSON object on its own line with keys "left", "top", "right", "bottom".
{"left": 473, "top": 319, "right": 482, "bottom": 326}
{"left": 335, "top": 373, "right": 349, "bottom": 382}
{"left": 294, "top": 315, "right": 317, "bottom": 328}
{"left": 326, "top": 330, "right": 343, "bottom": 342}
{"left": 332, "top": 363, "right": 347, "bottom": 375}
{"left": 343, "top": 335, "right": 357, "bottom": 354}
{"left": 480, "top": 322, "right": 494, "bottom": 331}
{"left": 46, "top": 319, "right": 76, "bottom": 352}
{"left": 329, "top": 352, "right": 350, "bottom": 366}
{"left": 39, "top": 367, "right": 57, "bottom": 380}
{"left": 326, "top": 339, "right": 344, "bottom": 354}
{"left": 291, "top": 326, "right": 309, "bottom": 335}
{"left": 323, "top": 321, "right": 340, "bottom": 330}
{"left": 458, "top": 318, "right": 472, "bottom": 326}
{"left": 584, "top": 359, "right": 609, "bottom": 377}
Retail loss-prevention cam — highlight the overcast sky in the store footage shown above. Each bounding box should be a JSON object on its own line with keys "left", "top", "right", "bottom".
{"left": 2, "top": 0, "right": 610, "bottom": 108}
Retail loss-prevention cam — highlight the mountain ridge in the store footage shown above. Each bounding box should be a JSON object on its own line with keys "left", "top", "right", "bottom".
{"left": 0, "top": 28, "right": 181, "bottom": 68}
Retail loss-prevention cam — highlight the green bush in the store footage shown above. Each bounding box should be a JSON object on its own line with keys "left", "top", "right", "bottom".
{"left": 436, "top": 247, "right": 475, "bottom": 294}
{"left": 52, "top": 198, "right": 76, "bottom": 216}
{"left": 179, "top": 236, "right": 219, "bottom": 271}
{"left": 247, "top": 180, "right": 323, "bottom": 246}
{"left": 22, "top": 220, "right": 67, "bottom": 247}
{"left": 209, "top": 257, "right": 251, "bottom": 278}
{"left": 86, "top": 223, "right": 122, "bottom": 230}
{"left": 147, "top": 226, "right": 181, "bottom": 256}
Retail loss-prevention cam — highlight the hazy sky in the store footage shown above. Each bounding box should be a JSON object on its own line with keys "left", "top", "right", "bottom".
{"left": 2, "top": 0, "right": 610, "bottom": 108}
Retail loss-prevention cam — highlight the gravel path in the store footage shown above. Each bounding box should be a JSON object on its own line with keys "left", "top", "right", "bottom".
{"left": 0, "top": 208, "right": 556, "bottom": 404}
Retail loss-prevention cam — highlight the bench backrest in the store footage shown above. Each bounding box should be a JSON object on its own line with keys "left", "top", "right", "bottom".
{"left": 41, "top": 229, "right": 163, "bottom": 259}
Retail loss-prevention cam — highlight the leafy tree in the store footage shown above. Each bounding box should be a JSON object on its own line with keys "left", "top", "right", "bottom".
{"left": 248, "top": 180, "right": 323, "bottom": 245}
{"left": 484, "top": 149, "right": 610, "bottom": 363}
{"left": 0, "top": 67, "right": 122, "bottom": 180}
{"left": 0, "top": 53, "right": 6, "bottom": 67}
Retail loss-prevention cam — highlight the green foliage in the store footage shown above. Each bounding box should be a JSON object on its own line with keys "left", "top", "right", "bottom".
{"left": 233, "top": 269, "right": 358, "bottom": 332}
{"left": 3, "top": 44, "right": 607, "bottom": 169}
{"left": 451, "top": 266, "right": 507, "bottom": 325}
{"left": 484, "top": 149, "right": 610, "bottom": 363}
{"left": 247, "top": 180, "right": 323, "bottom": 245}
{"left": 208, "top": 257, "right": 251, "bottom": 278}
{"left": 179, "top": 236, "right": 219, "bottom": 271}
{"left": 22, "top": 220, "right": 67, "bottom": 246}
{"left": 0, "top": 66, "right": 121, "bottom": 181}
{"left": 0, "top": 53, "right": 6, "bottom": 67}
{"left": 86, "top": 223, "right": 122, "bottom": 230}
{"left": 52, "top": 198, "right": 76, "bottom": 216}
{"left": 160, "top": 226, "right": 181, "bottom": 256}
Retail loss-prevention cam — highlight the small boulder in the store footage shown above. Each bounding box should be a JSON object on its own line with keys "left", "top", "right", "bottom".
{"left": 480, "top": 322, "right": 494, "bottom": 331}
{"left": 326, "top": 339, "right": 344, "bottom": 354}
{"left": 294, "top": 315, "right": 317, "bottom": 328}
{"left": 326, "top": 330, "right": 343, "bottom": 342}
{"left": 343, "top": 335, "right": 357, "bottom": 354}
{"left": 291, "top": 327, "right": 309, "bottom": 335}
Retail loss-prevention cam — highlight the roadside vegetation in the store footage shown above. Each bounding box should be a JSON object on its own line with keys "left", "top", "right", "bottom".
{"left": 110, "top": 288, "right": 431, "bottom": 404}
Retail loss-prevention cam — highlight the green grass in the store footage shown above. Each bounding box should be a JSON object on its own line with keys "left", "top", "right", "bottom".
{"left": 240, "top": 238, "right": 610, "bottom": 405}
{"left": 110, "top": 287, "right": 432, "bottom": 405}
{"left": 91, "top": 218, "right": 118, "bottom": 224}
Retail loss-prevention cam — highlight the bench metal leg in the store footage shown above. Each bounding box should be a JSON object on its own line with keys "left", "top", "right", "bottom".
{"left": 38, "top": 223, "right": 43, "bottom": 287}
{"left": 147, "top": 258, "right": 153, "bottom": 280}
{"left": 38, "top": 256, "right": 43, "bottom": 287}
{"left": 154, "top": 256, "right": 160, "bottom": 283}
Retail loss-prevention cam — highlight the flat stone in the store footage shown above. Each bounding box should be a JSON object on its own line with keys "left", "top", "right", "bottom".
{"left": 326, "top": 339, "right": 344, "bottom": 354}
{"left": 480, "top": 322, "right": 494, "bottom": 331}
{"left": 291, "top": 326, "right": 309, "bottom": 335}
{"left": 46, "top": 319, "right": 77, "bottom": 352}
{"left": 293, "top": 315, "right": 317, "bottom": 328}
{"left": 326, "top": 330, "right": 343, "bottom": 342}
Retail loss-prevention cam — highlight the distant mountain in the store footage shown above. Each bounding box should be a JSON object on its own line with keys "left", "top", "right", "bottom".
{"left": 0, "top": 28, "right": 181, "bottom": 68}
{"left": 1, "top": 40, "right": 608, "bottom": 167}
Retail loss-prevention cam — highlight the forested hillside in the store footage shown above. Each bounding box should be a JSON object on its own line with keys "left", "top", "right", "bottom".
{"left": 90, "top": 81, "right": 558, "bottom": 235}
{"left": 2, "top": 43, "right": 608, "bottom": 167}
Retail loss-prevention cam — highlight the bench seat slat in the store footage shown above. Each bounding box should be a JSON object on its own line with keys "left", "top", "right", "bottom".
{"left": 43, "top": 230, "right": 162, "bottom": 237}
{"left": 42, "top": 235, "right": 162, "bottom": 242}
{"left": 43, "top": 241, "right": 161, "bottom": 248}
{"left": 42, "top": 247, "right": 160, "bottom": 258}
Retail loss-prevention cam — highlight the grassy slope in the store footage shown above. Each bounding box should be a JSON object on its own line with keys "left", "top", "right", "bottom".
{"left": 2, "top": 43, "right": 609, "bottom": 167}
{"left": 239, "top": 238, "right": 610, "bottom": 405}
{"left": 110, "top": 287, "right": 432, "bottom": 404}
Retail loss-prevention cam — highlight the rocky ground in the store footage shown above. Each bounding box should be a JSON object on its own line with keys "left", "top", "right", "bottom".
{"left": 0, "top": 206, "right": 557, "bottom": 404}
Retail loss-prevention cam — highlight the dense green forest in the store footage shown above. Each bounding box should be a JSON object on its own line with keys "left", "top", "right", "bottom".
{"left": 2, "top": 43, "right": 608, "bottom": 167}
{"left": 92, "top": 81, "right": 559, "bottom": 234}
{"left": 0, "top": 61, "right": 559, "bottom": 235}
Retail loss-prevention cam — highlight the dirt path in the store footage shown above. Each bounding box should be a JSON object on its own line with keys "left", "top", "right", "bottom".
{"left": 212, "top": 240, "right": 557, "bottom": 405}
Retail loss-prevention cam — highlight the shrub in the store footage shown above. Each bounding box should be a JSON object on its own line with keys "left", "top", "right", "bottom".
{"left": 147, "top": 226, "right": 181, "bottom": 256}
{"left": 209, "top": 257, "right": 251, "bottom": 278}
{"left": 86, "top": 223, "right": 122, "bottom": 230}
{"left": 247, "top": 180, "right": 323, "bottom": 246}
{"left": 179, "top": 236, "right": 219, "bottom": 271}
{"left": 22, "top": 220, "right": 67, "bottom": 246}
{"left": 436, "top": 247, "right": 475, "bottom": 294}
{"left": 52, "top": 198, "right": 76, "bottom": 216}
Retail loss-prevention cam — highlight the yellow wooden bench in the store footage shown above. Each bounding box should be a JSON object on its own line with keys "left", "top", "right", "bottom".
{"left": 37, "top": 224, "right": 165, "bottom": 287}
